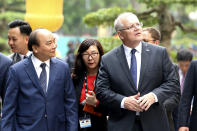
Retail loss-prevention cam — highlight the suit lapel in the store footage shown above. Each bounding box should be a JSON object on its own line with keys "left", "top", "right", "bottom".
{"left": 138, "top": 42, "right": 150, "bottom": 91}
{"left": 116, "top": 45, "right": 136, "bottom": 89}
{"left": 46, "top": 58, "right": 57, "bottom": 95}
{"left": 24, "top": 57, "right": 46, "bottom": 97}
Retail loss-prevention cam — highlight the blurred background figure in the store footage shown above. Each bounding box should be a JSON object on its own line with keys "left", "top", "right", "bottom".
{"left": 72, "top": 39, "right": 107, "bottom": 131}
{"left": 8, "top": 20, "right": 32, "bottom": 64}
{"left": 176, "top": 49, "right": 193, "bottom": 93}
{"left": 173, "top": 49, "right": 193, "bottom": 131}
{"left": 65, "top": 41, "right": 75, "bottom": 72}
{"left": 142, "top": 27, "right": 161, "bottom": 45}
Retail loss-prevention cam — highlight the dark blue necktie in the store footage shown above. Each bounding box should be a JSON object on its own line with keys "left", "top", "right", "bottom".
{"left": 39, "top": 63, "right": 47, "bottom": 93}
{"left": 130, "top": 49, "right": 137, "bottom": 88}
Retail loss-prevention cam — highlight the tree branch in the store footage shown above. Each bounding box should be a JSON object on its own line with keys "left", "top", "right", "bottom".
{"left": 137, "top": 8, "right": 159, "bottom": 19}
{"left": 175, "top": 21, "right": 197, "bottom": 33}
{"left": 137, "top": 8, "right": 159, "bottom": 16}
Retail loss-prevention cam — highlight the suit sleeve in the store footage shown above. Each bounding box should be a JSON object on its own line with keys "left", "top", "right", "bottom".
{"left": 96, "top": 58, "right": 125, "bottom": 111}
{"left": 64, "top": 66, "right": 78, "bottom": 131}
{"left": 178, "top": 61, "right": 195, "bottom": 127}
{"left": 152, "top": 48, "right": 180, "bottom": 104}
{"left": 1, "top": 67, "right": 19, "bottom": 131}
{"left": 163, "top": 64, "right": 181, "bottom": 111}
{"left": 1, "top": 59, "right": 12, "bottom": 102}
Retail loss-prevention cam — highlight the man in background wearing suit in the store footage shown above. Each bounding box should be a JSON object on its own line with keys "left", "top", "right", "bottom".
{"left": 96, "top": 12, "right": 180, "bottom": 131}
{"left": 1, "top": 29, "right": 78, "bottom": 131}
{"left": 8, "top": 20, "right": 32, "bottom": 64}
{"left": 142, "top": 27, "right": 160, "bottom": 45}
{"left": 177, "top": 50, "right": 195, "bottom": 131}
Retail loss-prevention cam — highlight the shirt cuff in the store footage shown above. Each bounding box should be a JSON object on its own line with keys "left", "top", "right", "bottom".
{"left": 150, "top": 92, "right": 158, "bottom": 102}
{"left": 121, "top": 97, "right": 126, "bottom": 108}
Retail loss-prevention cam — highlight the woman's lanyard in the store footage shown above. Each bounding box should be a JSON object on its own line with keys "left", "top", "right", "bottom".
{"left": 84, "top": 74, "right": 88, "bottom": 94}
{"left": 84, "top": 73, "right": 96, "bottom": 95}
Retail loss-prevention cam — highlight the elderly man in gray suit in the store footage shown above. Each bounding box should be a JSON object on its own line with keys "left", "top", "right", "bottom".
{"left": 96, "top": 12, "right": 180, "bottom": 131}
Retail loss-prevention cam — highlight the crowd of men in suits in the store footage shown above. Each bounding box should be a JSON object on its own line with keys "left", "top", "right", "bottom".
{"left": 0, "top": 12, "right": 196, "bottom": 131}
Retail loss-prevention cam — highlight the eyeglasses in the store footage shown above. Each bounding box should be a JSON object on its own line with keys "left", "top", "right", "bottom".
{"left": 82, "top": 52, "right": 99, "bottom": 59}
{"left": 119, "top": 22, "right": 143, "bottom": 31}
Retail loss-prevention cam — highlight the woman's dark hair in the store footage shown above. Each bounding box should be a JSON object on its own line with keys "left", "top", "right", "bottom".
{"left": 72, "top": 39, "right": 104, "bottom": 84}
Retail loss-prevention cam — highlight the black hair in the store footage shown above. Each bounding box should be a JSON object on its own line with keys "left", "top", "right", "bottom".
{"left": 176, "top": 49, "right": 193, "bottom": 62}
{"left": 8, "top": 19, "right": 32, "bottom": 36}
{"left": 27, "top": 29, "right": 40, "bottom": 51}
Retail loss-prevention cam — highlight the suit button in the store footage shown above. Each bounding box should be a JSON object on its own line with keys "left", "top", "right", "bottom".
{"left": 45, "top": 114, "right": 47, "bottom": 118}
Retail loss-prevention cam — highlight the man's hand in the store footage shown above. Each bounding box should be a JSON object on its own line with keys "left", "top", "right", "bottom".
{"left": 124, "top": 93, "right": 143, "bottom": 112}
{"left": 178, "top": 127, "right": 189, "bottom": 131}
{"left": 137, "top": 92, "right": 155, "bottom": 111}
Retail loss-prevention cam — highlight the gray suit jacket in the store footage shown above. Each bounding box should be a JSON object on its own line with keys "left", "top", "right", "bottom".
{"left": 96, "top": 42, "right": 180, "bottom": 131}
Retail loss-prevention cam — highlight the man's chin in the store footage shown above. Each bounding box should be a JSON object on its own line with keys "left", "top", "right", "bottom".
{"left": 11, "top": 49, "right": 17, "bottom": 53}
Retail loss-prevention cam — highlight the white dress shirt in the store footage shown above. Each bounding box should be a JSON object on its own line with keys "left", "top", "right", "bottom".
{"left": 19, "top": 51, "right": 32, "bottom": 59}
{"left": 121, "top": 42, "right": 157, "bottom": 108}
{"left": 123, "top": 43, "right": 142, "bottom": 88}
{"left": 31, "top": 54, "right": 50, "bottom": 91}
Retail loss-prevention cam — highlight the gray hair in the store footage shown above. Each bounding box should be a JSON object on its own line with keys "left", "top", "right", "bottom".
{"left": 114, "top": 12, "right": 138, "bottom": 32}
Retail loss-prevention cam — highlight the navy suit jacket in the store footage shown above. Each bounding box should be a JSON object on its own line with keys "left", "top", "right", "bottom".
{"left": 1, "top": 57, "right": 78, "bottom": 131}
{"left": 96, "top": 42, "right": 180, "bottom": 131}
{"left": 0, "top": 53, "right": 12, "bottom": 101}
{"left": 178, "top": 60, "right": 197, "bottom": 131}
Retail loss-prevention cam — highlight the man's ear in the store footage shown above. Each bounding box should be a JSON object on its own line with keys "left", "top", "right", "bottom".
{"left": 117, "top": 31, "right": 124, "bottom": 40}
{"left": 25, "top": 36, "right": 30, "bottom": 45}
{"left": 32, "top": 45, "right": 38, "bottom": 53}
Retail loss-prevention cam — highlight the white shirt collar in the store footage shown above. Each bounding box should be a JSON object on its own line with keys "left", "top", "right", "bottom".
{"left": 123, "top": 42, "right": 142, "bottom": 56}
{"left": 26, "top": 51, "right": 32, "bottom": 57}
{"left": 31, "top": 54, "right": 50, "bottom": 69}
{"left": 19, "top": 51, "right": 32, "bottom": 59}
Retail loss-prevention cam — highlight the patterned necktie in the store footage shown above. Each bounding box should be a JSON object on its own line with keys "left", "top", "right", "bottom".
{"left": 39, "top": 63, "right": 47, "bottom": 93}
{"left": 130, "top": 49, "right": 137, "bottom": 88}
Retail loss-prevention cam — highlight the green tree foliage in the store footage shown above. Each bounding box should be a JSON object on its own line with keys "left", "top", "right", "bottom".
{"left": 61, "top": 0, "right": 131, "bottom": 35}
{"left": 83, "top": 0, "right": 197, "bottom": 51}
{"left": 0, "top": 0, "right": 25, "bottom": 52}
{"left": 83, "top": 7, "right": 133, "bottom": 27}
{"left": 98, "top": 37, "right": 121, "bottom": 53}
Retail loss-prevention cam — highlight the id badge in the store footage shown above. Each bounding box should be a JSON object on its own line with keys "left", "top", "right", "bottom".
{"left": 79, "top": 115, "right": 91, "bottom": 128}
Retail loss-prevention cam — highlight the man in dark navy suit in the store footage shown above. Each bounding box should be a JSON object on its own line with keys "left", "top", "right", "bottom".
{"left": 1, "top": 29, "right": 78, "bottom": 131}
{"left": 0, "top": 53, "right": 12, "bottom": 100}
{"left": 0, "top": 53, "right": 12, "bottom": 131}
